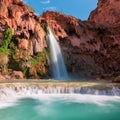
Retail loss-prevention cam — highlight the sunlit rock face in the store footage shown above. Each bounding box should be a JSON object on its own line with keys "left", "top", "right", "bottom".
{"left": 88, "top": 0, "right": 120, "bottom": 25}
{"left": 0, "top": 0, "right": 48, "bottom": 79}
{"left": 0, "top": 0, "right": 46, "bottom": 54}
{"left": 0, "top": 0, "right": 120, "bottom": 80}
{"left": 43, "top": 5, "right": 120, "bottom": 79}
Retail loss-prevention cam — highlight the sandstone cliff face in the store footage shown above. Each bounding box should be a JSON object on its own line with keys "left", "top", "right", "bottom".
{"left": 0, "top": 0, "right": 46, "bottom": 53}
{"left": 0, "top": 0, "right": 48, "bottom": 79}
{"left": 0, "top": 0, "right": 120, "bottom": 80}
{"left": 43, "top": 8, "right": 120, "bottom": 78}
{"left": 89, "top": 0, "right": 120, "bottom": 25}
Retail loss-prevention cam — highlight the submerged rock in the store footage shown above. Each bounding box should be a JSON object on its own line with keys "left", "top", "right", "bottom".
{"left": 113, "top": 76, "right": 120, "bottom": 83}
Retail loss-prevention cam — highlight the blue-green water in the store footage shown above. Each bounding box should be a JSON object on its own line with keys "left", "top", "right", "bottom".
{"left": 0, "top": 95, "right": 120, "bottom": 120}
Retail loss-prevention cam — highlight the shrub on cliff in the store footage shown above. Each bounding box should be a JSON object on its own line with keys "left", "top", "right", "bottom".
{"left": 0, "top": 28, "right": 13, "bottom": 74}
{"left": 0, "top": 28, "right": 12, "bottom": 56}
{"left": 0, "top": 27, "right": 48, "bottom": 78}
{"left": 27, "top": 50, "right": 48, "bottom": 78}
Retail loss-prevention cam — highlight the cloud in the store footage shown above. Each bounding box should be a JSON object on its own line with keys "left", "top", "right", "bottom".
{"left": 43, "top": 6, "right": 57, "bottom": 11}
{"left": 40, "top": 0, "right": 51, "bottom": 4}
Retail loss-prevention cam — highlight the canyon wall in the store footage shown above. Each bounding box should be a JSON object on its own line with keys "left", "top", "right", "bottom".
{"left": 0, "top": 0, "right": 120, "bottom": 80}
{"left": 89, "top": 0, "right": 120, "bottom": 25}
{"left": 0, "top": 0, "right": 46, "bottom": 53}
{"left": 43, "top": 0, "right": 120, "bottom": 79}
{"left": 0, "top": 0, "right": 48, "bottom": 79}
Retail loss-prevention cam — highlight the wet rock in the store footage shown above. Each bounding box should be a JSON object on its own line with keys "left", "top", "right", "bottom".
{"left": 12, "top": 71, "right": 24, "bottom": 79}
{"left": 0, "top": 74, "right": 6, "bottom": 80}
{"left": 112, "top": 76, "right": 120, "bottom": 83}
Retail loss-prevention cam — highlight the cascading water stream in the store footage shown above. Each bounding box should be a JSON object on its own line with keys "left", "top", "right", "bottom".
{"left": 0, "top": 84, "right": 120, "bottom": 110}
{"left": 48, "top": 28, "right": 68, "bottom": 80}
{"left": 0, "top": 85, "right": 120, "bottom": 120}
{"left": 0, "top": 85, "right": 120, "bottom": 96}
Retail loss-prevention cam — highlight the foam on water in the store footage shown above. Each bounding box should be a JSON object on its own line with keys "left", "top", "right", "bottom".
{"left": 0, "top": 86, "right": 120, "bottom": 109}
{"left": 0, "top": 94, "right": 120, "bottom": 109}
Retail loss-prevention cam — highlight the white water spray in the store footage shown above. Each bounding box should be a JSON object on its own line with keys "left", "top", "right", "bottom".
{"left": 48, "top": 29, "right": 68, "bottom": 80}
{"left": 0, "top": 85, "right": 120, "bottom": 108}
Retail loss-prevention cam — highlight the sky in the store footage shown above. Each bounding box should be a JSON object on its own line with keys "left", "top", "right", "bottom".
{"left": 23, "top": 0, "right": 98, "bottom": 20}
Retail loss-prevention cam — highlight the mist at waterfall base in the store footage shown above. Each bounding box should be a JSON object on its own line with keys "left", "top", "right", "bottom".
{"left": 48, "top": 29, "right": 69, "bottom": 80}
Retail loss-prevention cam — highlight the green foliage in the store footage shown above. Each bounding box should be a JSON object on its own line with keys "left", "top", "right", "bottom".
{"left": 0, "top": 28, "right": 13, "bottom": 56}
{"left": 0, "top": 47, "right": 10, "bottom": 56}
{"left": 36, "top": 50, "right": 47, "bottom": 63}
{"left": 0, "top": 27, "right": 49, "bottom": 78}
{"left": 19, "top": 49, "right": 48, "bottom": 78}
{"left": 9, "top": 41, "right": 18, "bottom": 59}
{"left": 29, "top": 57, "right": 38, "bottom": 67}
{"left": 9, "top": 41, "right": 17, "bottom": 50}
{"left": 25, "top": 4, "right": 35, "bottom": 12}
{"left": 28, "top": 49, "right": 47, "bottom": 67}
{"left": 4, "top": 28, "right": 12, "bottom": 47}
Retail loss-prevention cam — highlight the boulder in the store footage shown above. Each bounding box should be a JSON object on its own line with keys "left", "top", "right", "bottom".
{"left": 12, "top": 71, "right": 24, "bottom": 79}
{"left": 0, "top": 74, "right": 6, "bottom": 80}
{"left": 112, "top": 76, "right": 120, "bottom": 83}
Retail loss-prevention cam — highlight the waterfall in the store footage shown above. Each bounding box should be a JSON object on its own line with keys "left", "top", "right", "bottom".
{"left": 0, "top": 85, "right": 120, "bottom": 97}
{"left": 48, "top": 29, "right": 68, "bottom": 80}
{"left": 0, "top": 84, "right": 120, "bottom": 108}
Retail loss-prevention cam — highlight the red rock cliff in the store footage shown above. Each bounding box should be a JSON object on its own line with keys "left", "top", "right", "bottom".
{"left": 89, "top": 0, "right": 120, "bottom": 24}
{"left": 0, "top": 0, "right": 46, "bottom": 53}
{"left": 43, "top": 1, "right": 120, "bottom": 78}
{"left": 0, "top": 0, "right": 120, "bottom": 80}
{"left": 0, "top": 0, "right": 48, "bottom": 79}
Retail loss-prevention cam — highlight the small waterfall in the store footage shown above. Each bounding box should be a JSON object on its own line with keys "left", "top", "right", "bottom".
{"left": 48, "top": 29, "right": 68, "bottom": 80}
{"left": 0, "top": 85, "right": 120, "bottom": 108}
{"left": 0, "top": 85, "right": 120, "bottom": 97}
